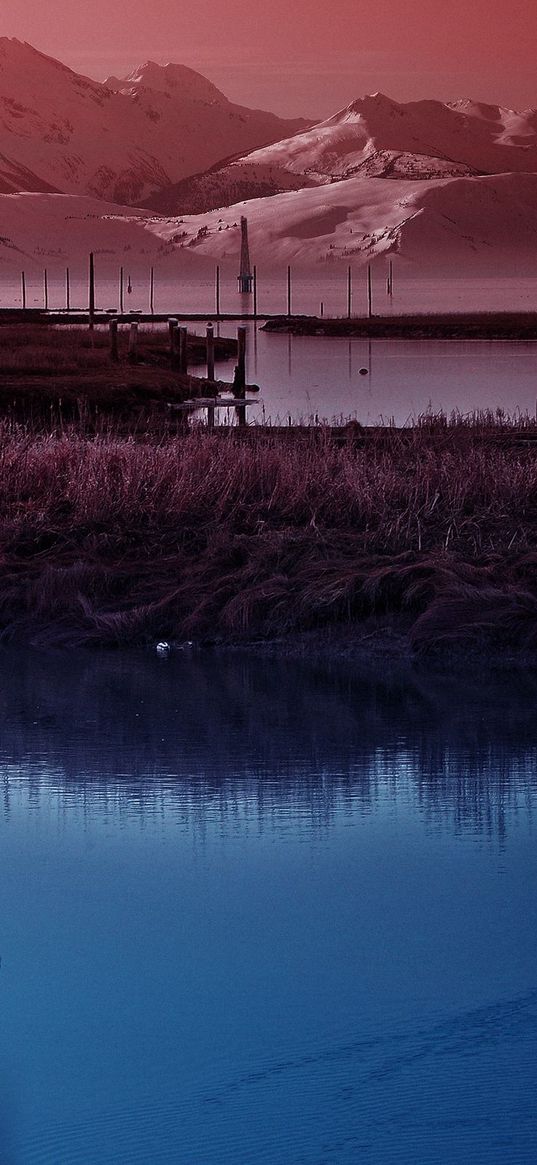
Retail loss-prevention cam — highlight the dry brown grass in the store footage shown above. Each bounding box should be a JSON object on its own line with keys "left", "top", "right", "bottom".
{"left": 0, "top": 416, "right": 536, "bottom": 649}
{"left": 0, "top": 323, "right": 236, "bottom": 425}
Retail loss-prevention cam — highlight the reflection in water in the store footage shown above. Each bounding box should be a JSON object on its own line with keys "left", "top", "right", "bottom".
{"left": 0, "top": 649, "right": 536, "bottom": 841}
{"left": 216, "top": 332, "right": 537, "bottom": 425}
{"left": 0, "top": 649, "right": 535, "bottom": 1164}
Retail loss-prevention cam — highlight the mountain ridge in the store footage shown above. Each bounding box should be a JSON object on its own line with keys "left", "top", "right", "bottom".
{"left": 146, "top": 89, "right": 537, "bottom": 215}
{"left": 0, "top": 38, "right": 308, "bottom": 204}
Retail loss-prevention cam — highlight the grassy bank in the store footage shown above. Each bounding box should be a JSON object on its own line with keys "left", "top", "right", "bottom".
{"left": 0, "top": 324, "right": 236, "bottom": 425}
{"left": 1, "top": 414, "right": 537, "bottom": 650}
{"left": 264, "top": 312, "right": 537, "bottom": 339}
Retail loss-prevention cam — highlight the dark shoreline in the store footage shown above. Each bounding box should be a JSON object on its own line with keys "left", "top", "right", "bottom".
{"left": 217, "top": 617, "right": 537, "bottom": 672}
{"left": 263, "top": 311, "right": 537, "bottom": 340}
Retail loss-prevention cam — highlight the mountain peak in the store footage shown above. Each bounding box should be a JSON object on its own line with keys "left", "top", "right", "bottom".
{"left": 106, "top": 60, "right": 226, "bottom": 104}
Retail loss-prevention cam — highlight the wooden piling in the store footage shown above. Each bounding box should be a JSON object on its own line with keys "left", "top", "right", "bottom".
{"left": 43, "top": 269, "right": 48, "bottom": 312}
{"left": 389, "top": 259, "right": 394, "bottom": 297}
{"left": 66, "top": 267, "right": 70, "bottom": 312}
{"left": 235, "top": 326, "right": 247, "bottom": 426}
{"left": 367, "top": 265, "right": 372, "bottom": 319}
{"left": 89, "top": 252, "right": 95, "bottom": 330}
{"left": 119, "top": 266, "right": 124, "bottom": 315}
{"left": 179, "top": 327, "right": 188, "bottom": 374}
{"left": 253, "top": 265, "right": 258, "bottom": 318}
{"left": 287, "top": 265, "right": 292, "bottom": 317}
{"left": 21, "top": 271, "right": 26, "bottom": 312}
{"left": 347, "top": 265, "right": 352, "bottom": 319}
{"left": 168, "top": 317, "right": 178, "bottom": 364}
{"left": 206, "top": 322, "right": 215, "bottom": 381}
{"left": 150, "top": 266, "right": 155, "bottom": 315}
{"left": 215, "top": 265, "right": 221, "bottom": 318}
{"left": 128, "top": 321, "right": 138, "bottom": 363}
{"left": 109, "top": 318, "right": 119, "bottom": 362}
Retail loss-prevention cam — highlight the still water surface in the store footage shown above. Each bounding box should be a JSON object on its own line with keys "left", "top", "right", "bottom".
{"left": 4, "top": 272, "right": 537, "bottom": 423}
{"left": 0, "top": 650, "right": 535, "bottom": 1163}
{"left": 211, "top": 334, "right": 537, "bottom": 425}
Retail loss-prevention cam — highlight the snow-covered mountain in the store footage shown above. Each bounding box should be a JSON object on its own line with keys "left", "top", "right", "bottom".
{"left": 241, "top": 94, "right": 537, "bottom": 181}
{"left": 2, "top": 47, "right": 537, "bottom": 278}
{"left": 3, "top": 171, "right": 537, "bottom": 279}
{"left": 147, "top": 171, "right": 537, "bottom": 273}
{"left": 0, "top": 39, "right": 307, "bottom": 204}
{"left": 147, "top": 92, "right": 537, "bottom": 215}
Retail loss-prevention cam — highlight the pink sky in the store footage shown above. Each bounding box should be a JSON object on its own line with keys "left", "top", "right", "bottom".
{"left": 2, "top": 0, "right": 536, "bottom": 116}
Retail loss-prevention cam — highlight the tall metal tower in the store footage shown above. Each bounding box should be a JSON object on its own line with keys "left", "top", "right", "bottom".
{"left": 237, "top": 216, "right": 253, "bottom": 293}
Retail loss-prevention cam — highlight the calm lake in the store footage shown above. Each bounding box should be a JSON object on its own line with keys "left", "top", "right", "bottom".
{"left": 4, "top": 271, "right": 537, "bottom": 424}
{"left": 0, "top": 649, "right": 536, "bottom": 1163}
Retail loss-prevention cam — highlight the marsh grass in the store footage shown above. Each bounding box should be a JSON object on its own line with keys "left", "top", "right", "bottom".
{"left": 0, "top": 324, "right": 232, "bottom": 424}
{"left": 1, "top": 414, "right": 537, "bottom": 649}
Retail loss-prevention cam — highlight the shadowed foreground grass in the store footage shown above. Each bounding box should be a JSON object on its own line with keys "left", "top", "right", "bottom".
{"left": 1, "top": 415, "right": 537, "bottom": 651}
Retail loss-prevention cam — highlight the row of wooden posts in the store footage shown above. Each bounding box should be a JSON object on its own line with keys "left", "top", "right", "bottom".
{"left": 20, "top": 255, "right": 394, "bottom": 320}
{"left": 109, "top": 315, "right": 250, "bottom": 426}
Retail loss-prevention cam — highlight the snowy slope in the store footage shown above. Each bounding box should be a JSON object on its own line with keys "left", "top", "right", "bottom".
{"left": 238, "top": 93, "right": 537, "bottom": 181}
{"left": 0, "top": 193, "right": 214, "bottom": 280}
{"left": 0, "top": 40, "right": 306, "bottom": 204}
{"left": 145, "top": 172, "right": 537, "bottom": 273}
{"left": 146, "top": 91, "right": 537, "bottom": 215}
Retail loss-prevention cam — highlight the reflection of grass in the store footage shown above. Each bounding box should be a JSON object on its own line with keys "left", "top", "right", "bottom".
{"left": 2, "top": 414, "right": 537, "bottom": 649}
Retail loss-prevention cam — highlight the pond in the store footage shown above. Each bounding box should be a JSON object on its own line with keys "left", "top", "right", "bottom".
{"left": 206, "top": 332, "right": 537, "bottom": 425}
{"left": 3, "top": 271, "right": 537, "bottom": 425}
{"left": 0, "top": 649, "right": 535, "bottom": 1163}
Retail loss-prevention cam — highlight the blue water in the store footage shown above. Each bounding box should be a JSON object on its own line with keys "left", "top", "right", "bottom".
{"left": 0, "top": 651, "right": 536, "bottom": 1163}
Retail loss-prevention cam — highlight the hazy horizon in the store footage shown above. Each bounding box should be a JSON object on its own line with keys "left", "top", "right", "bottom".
{"left": 1, "top": 0, "right": 536, "bottom": 118}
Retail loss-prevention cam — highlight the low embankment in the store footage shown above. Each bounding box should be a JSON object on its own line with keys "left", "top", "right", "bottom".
{"left": 1, "top": 414, "right": 537, "bottom": 653}
{"left": 264, "top": 312, "right": 537, "bottom": 339}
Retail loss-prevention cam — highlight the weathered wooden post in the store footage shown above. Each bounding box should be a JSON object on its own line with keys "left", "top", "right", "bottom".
{"left": 206, "top": 327, "right": 216, "bottom": 427}
{"left": 287, "top": 265, "right": 292, "bottom": 317}
{"left": 253, "top": 265, "right": 258, "bottom": 318}
{"left": 234, "top": 325, "right": 247, "bottom": 426}
{"left": 347, "top": 265, "right": 352, "bottom": 319}
{"left": 367, "top": 264, "right": 372, "bottom": 319}
{"left": 43, "top": 269, "right": 48, "bottom": 312}
{"left": 109, "top": 317, "right": 119, "bottom": 362}
{"left": 206, "top": 322, "right": 215, "bottom": 381}
{"left": 88, "top": 252, "right": 95, "bottom": 330}
{"left": 128, "top": 321, "right": 138, "bottom": 362}
{"left": 65, "top": 267, "right": 70, "bottom": 312}
{"left": 320, "top": 301, "right": 324, "bottom": 318}
{"left": 21, "top": 271, "right": 26, "bottom": 312}
{"left": 170, "top": 325, "right": 180, "bottom": 371}
{"left": 215, "top": 265, "right": 221, "bottom": 318}
{"left": 119, "top": 266, "right": 124, "bottom": 315}
{"left": 168, "top": 317, "right": 178, "bottom": 364}
{"left": 389, "top": 259, "right": 394, "bottom": 297}
{"left": 150, "top": 267, "right": 155, "bottom": 315}
{"left": 179, "top": 327, "right": 188, "bottom": 374}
